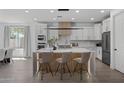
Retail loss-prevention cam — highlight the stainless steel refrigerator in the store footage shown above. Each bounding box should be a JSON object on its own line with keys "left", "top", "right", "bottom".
{"left": 102, "top": 31, "right": 110, "bottom": 65}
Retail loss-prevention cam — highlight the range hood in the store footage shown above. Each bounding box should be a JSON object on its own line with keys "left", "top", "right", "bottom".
{"left": 58, "top": 22, "right": 72, "bottom": 36}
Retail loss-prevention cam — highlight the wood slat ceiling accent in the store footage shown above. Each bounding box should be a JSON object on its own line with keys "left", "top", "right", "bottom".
{"left": 58, "top": 22, "right": 72, "bottom": 36}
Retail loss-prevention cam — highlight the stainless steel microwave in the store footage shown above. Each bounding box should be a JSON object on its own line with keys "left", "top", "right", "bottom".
{"left": 37, "top": 35, "right": 46, "bottom": 41}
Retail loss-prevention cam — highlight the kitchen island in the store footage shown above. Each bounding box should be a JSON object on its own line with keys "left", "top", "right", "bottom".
{"left": 33, "top": 48, "right": 96, "bottom": 76}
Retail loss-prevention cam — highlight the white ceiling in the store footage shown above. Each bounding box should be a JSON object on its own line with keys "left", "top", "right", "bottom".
{"left": 0, "top": 9, "right": 111, "bottom": 23}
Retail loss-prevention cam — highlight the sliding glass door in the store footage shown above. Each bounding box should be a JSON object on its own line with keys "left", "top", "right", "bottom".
{"left": 9, "top": 26, "right": 25, "bottom": 57}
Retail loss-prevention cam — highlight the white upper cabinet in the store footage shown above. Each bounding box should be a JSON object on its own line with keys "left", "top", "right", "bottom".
{"left": 94, "top": 23, "right": 102, "bottom": 40}
{"left": 76, "top": 30, "right": 83, "bottom": 40}
{"left": 102, "top": 18, "right": 110, "bottom": 33}
{"left": 40, "top": 24, "right": 47, "bottom": 35}
{"left": 106, "top": 18, "right": 110, "bottom": 31}
{"left": 71, "top": 30, "right": 82, "bottom": 40}
{"left": 35, "top": 23, "right": 47, "bottom": 35}
{"left": 86, "top": 28, "right": 95, "bottom": 40}
{"left": 82, "top": 28, "right": 88, "bottom": 40}
{"left": 70, "top": 27, "right": 95, "bottom": 40}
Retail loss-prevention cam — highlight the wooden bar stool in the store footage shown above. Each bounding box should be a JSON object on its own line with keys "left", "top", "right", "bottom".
{"left": 55, "top": 52, "right": 71, "bottom": 80}
{"left": 37, "top": 52, "right": 53, "bottom": 80}
{"left": 73, "top": 52, "right": 90, "bottom": 80}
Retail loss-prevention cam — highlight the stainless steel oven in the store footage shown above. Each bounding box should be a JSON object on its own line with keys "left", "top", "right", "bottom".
{"left": 37, "top": 35, "right": 46, "bottom": 41}
{"left": 37, "top": 43, "right": 46, "bottom": 50}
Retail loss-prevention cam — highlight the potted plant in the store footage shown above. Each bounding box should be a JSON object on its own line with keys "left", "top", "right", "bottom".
{"left": 47, "top": 37, "right": 57, "bottom": 49}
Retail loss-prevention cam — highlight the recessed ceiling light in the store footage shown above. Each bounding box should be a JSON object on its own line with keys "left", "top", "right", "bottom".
{"left": 25, "top": 10, "right": 29, "bottom": 13}
{"left": 76, "top": 10, "right": 79, "bottom": 13}
{"left": 90, "top": 18, "right": 94, "bottom": 20}
{"left": 50, "top": 10, "right": 54, "bottom": 13}
{"left": 33, "top": 18, "right": 37, "bottom": 21}
{"left": 72, "top": 18, "right": 75, "bottom": 20}
{"left": 100, "top": 10, "right": 105, "bottom": 13}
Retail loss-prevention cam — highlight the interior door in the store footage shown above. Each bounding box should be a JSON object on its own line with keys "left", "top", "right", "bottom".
{"left": 114, "top": 12, "right": 124, "bottom": 73}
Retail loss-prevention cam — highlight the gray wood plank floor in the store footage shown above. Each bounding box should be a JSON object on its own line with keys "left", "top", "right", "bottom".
{"left": 0, "top": 58, "right": 124, "bottom": 83}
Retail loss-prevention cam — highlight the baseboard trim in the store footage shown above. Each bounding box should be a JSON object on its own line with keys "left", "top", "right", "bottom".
{"left": 96, "top": 58, "right": 102, "bottom": 62}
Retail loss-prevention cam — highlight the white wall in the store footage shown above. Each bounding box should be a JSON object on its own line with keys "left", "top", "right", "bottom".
{"left": 29, "top": 23, "right": 37, "bottom": 53}
{"left": 0, "top": 23, "right": 5, "bottom": 49}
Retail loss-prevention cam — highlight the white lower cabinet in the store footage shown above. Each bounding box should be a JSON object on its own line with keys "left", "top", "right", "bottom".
{"left": 96, "top": 47, "right": 102, "bottom": 60}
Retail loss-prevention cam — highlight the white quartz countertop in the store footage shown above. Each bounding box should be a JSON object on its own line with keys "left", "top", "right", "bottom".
{"left": 35, "top": 48, "right": 95, "bottom": 53}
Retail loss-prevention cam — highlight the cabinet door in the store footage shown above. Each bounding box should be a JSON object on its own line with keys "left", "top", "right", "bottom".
{"left": 98, "top": 48, "right": 101, "bottom": 59}
{"left": 40, "top": 28, "right": 47, "bottom": 35}
{"left": 71, "top": 30, "right": 82, "bottom": 40}
{"left": 94, "top": 24, "right": 102, "bottom": 40}
{"left": 97, "top": 47, "right": 102, "bottom": 60}
{"left": 102, "top": 18, "right": 110, "bottom": 33}
{"left": 71, "top": 28, "right": 94, "bottom": 40}
{"left": 102, "top": 20, "right": 106, "bottom": 33}
{"left": 102, "top": 20, "right": 108, "bottom": 33}
{"left": 96, "top": 47, "right": 100, "bottom": 59}
{"left": 35, "top": 24, "right": 41, "bottom": 34}
{"left": 35, "top": 23, "right": 47, "bottom": 35}
{"left": 40, "top": 24, "right": 47, "bottom": 35}
{"left": 77, "top": 30, "right": 83, "bottom": 40}
{"left": 106, "top": 18, "right": 110, "bottom": 31}
{"left": 70, "top": 30, "right": 76, "bottom": 40}
{"left": 82, "top": 28, "right": 88, "bottom": 40}
{"left": 87, "top": 28, "right": 94, "bottom": 40}
{"left": 49, "top": 30, "right": 58, "bottom": 39}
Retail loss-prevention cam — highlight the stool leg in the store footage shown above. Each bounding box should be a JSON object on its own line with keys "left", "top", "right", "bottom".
{"left": 46, "top": 64, "right": 49, "bottom": 73}
{"left": 73, "top": 63, "right": 78, "bottom": 73}
{"left": 41, "top": 64, "right": 43, "bottom": 80}
{"left": 60, "top": 64, "right": 63, "bottom": 80}
{"left": 47, "top": 64, "right": 53, "bottom": 76}
{"left": 63, "top": 64, "right": 65, "bottom": 73}
{"left": 55, "top": 64, "right": 60, "bottom": 75}
{"left": 38, "top": 64, "right": 41, "bottom": 73}
{"left": 65, "top": 63, "right": 71, "bottom": 76}
{"left": 36, "top": 63, "right": 41, "bottom": 78}
{"left": 80, "top": 64, "right": 83, "bottom": 80}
